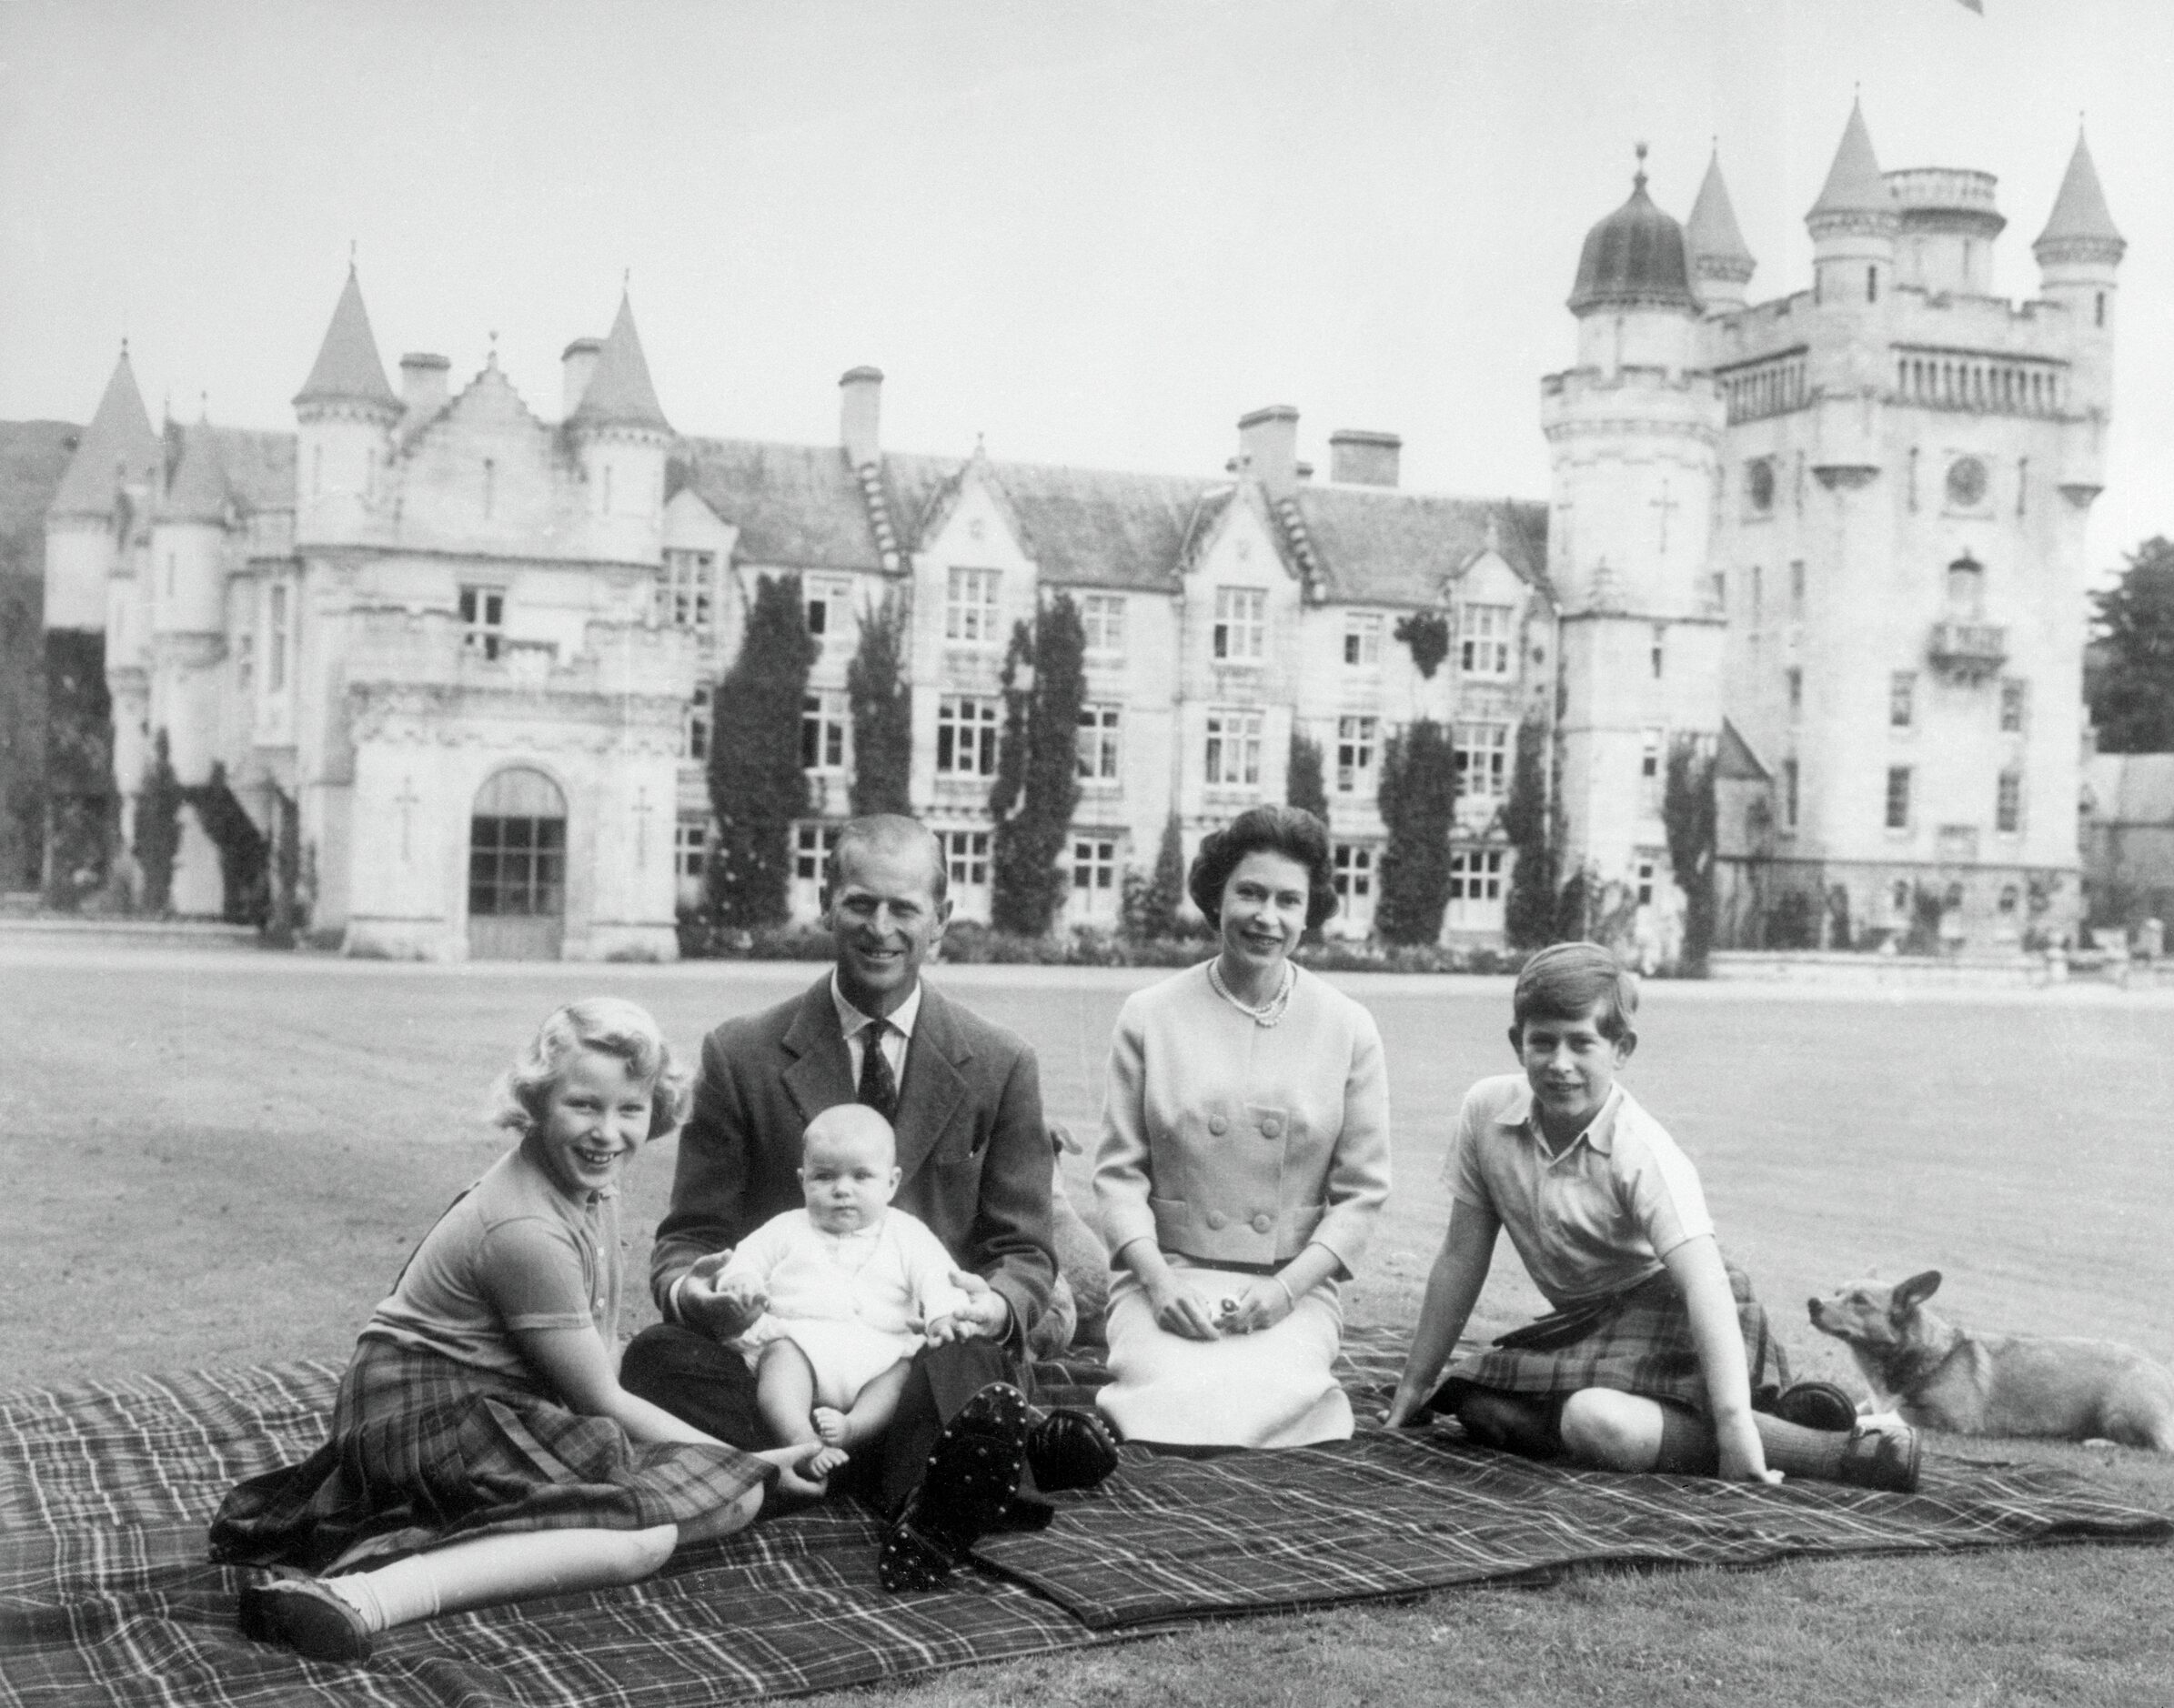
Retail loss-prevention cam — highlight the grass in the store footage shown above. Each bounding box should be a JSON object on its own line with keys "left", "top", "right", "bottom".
{"left": 7, "top": 949, "right": 2174, "bottom": 1705}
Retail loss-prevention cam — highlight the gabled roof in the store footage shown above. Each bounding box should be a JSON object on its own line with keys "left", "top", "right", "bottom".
{"left": 1286, "top": 487, "right": 1551, "bottom": 606}
{"left": 1807, "top": 99, "right": 1894, "bottom": 223}
{"left": 49, "top": 349, "right": 163, "bottom": 518}
{"left": 1686, "top": 151, "right": 1756, "bottom": 281}
{"left": 294, "top": 267, "right": 400, "bottom": 411}
{"left": 2034, "top": 129, "right": 2124, "bottom": 256}
{"left": 569, "top": 295, "right": 670, "bottom": 434}
{"left": 1716, "top": 718, "right": 1772, "bottom": 782}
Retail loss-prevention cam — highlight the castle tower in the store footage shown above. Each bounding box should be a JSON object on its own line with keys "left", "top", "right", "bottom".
{"left": 1686, "top": 150, "right": 1756, "bottom": 316}
{"left": 2033, "top": 127, "right": 2124, "bottom": 497}
{"left": 565, "top": 292, "right": 671, "bottom": 564}
{"left": 293, "top": 266, "right": 401, "bottom": 548}
{"left": 1807, "top": 98, "right": 1897, "bottom": 317}
{"left": 147, "top": 423, "right": 232, "bottom": 785}
{"left": 44, "top": 347, "right": 162, "bottom": 633}
{"left": 1544, "top": 148, "right": 1726, "bottom": 918}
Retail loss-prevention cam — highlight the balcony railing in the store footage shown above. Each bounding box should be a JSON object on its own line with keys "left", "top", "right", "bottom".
{"left": 1927, "top": 619, "right": 2007, "bottom": 679}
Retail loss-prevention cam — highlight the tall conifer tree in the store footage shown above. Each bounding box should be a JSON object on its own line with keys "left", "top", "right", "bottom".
{"left": 707, "top": 574, "right": 819, "bottom": 927}
{"left": 990, "top": 593, "right": 1086, "bottom": 935}
{"left": 847, "top": 589, "right": 912, "bottom": 816}
{"left": 1374, "top": 719, "right": 1457, "bottom": 945}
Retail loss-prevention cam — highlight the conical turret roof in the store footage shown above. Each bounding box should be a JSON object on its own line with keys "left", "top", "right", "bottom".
{"left": 1568, "top": 151, "right": 1699, "bottom": 316}
{"left": 1686, "top": 150, "right": 1756, "bottom": 281}
{"left": 1807, "top": 99, "right": 1894, "bottom": 222}
{"left": 569, "top": 294, "right": 670, "bottom": 434}
{"left": 158, "top": 423, "right": 230, "bottom": 524}
{"left": 294, "top": 266, "right": 400, "bottom": 412}
{"left": 2034, "top": 130, "right": 2124, "bottom": 256}
{"left": 49, "top": 347, "right": 163, "bottom": 519}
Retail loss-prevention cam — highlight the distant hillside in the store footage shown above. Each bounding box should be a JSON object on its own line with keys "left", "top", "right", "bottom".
{"left": 2, "top": 420, "right": 81, "bottom": 890}
{"left": 1, "top": 420, "right": 79, "bottom": 588}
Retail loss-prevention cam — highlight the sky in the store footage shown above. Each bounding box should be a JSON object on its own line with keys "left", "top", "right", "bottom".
{"left": 2, "top": 0, "right": 2168, "bottom": 578}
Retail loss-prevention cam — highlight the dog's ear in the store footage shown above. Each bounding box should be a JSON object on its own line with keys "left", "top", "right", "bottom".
{"left": 1891, "top": 1271, "right": 1942, "bottom": 1315}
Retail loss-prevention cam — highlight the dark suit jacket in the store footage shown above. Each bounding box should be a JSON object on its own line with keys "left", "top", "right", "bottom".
{"left": 650, "top": 973, "right": 1055, "bottom": 1350}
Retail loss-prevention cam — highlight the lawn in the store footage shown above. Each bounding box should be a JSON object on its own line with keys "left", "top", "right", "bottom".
{"left": 7, "top": 948, "right": 2174, "bottom": 1706}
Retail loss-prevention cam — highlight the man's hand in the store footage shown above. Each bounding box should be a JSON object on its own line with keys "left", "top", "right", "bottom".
{"left": 922, "top": 1313, "right": 964, "bottom": 1345}
{"left": 1382, "top": 1381, "right": 1437, "bottom": 1429}
{"left": 946, "top": 1270, "right": 1012, "bottom": 1341}
{"left": 674, "top": 1251, "right": 766, "bottom": 1340}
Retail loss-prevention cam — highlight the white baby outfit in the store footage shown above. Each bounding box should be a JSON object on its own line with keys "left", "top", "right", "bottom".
{"left": 720, "top": 1207, "right": 972, "bottom": 1410}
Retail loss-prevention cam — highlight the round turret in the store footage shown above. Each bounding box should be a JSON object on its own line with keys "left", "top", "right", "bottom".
{"left": 1569, "top": 148, "right": 1699, "bottom": 316}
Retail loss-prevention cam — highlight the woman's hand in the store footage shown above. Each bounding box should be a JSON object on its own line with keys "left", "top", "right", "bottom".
{"left": 1221, "top": 1275, "right": 1295, "bottom": 1336}
{"left": 1147, "top": 1274, "right": 1223, "bottom": 1341}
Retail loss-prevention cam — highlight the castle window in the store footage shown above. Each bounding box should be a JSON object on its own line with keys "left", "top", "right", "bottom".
{"left": 1749, "top": 566, "right": 1763, "bottom": 625}
{"left": 1344, "top": 612, "right": 1382, "bottom": 668}
{"left": 1457, "top": 720, "right": 1512, "bottom": 801}
{"left": 482, "top": 458, "right": 495, "bottom": 519}
{"left": 1081, "top": 593, "right": 1127, "bottom": 658}
{"left": 945, "top": 568, "right": 1001, "bottom": 643}
{"left": 1889, "top": 672, "right": 1916, "bottom": 729}
{"left": 1746, "top": 457, "right": 1776, "bottom": 512}
{"left": 1784, "top": 759, "right": 1800, "bottom": 830}
{"left": 1203, "top": 708, "right": 1263, "bottom": 789}
{"left": 1650, "top": 625, "right": 1666, "bottom": 679}
{"left": 1076, "top": 703, "right": 1122, "bottom": 783}
{"left": 804, "top": 575, "right": 851, "bottom": 640}
{"left": 1213, "top": 587, "right": 1266, "bottom": 661}
{"left": 1335, "top": 715, "right": 1378, "bottom": 795}
{"left": 458, "top": 585, "right": 505, "bottom": 660}
{"left": 2096, "top": 292, "right": 2106, "bottom": 328}
{"left": 1867, "top": 265, "right": 1878, "bottom": 304}
{"left": 266, "top": 583, "right": 289, "bottom": 692}
{"left": 236, "top": 630, "right": 254, "bottom": 692}
{"left": 2017, "top": 457, "right": 2028, "bottom": 516}
{"left": 1459, "top": 603, "right": 1514, "bottom": 676}
{"left": 658, "top": 549, "right": 718, "bottom": 641}
{"left": 1998, "top": 884, "right": 2019, "bottom": 915}
{"left": 1946, "top": 457, "right": 1988, "bottom": 509}
{"left": 1635, "top": 853, "right": 1658, "bottom": 908}
{"left": 1071, "top": 837, "right": 1119, "bottom": 896}
{"left": 793, "top": 821, "right": 841, "bottom": 883}
{"left": 684, "top": 685, "right": 711, "bottom": 761}
{"left": 1999, "top": 678, "right": 2027, "bottom": 734}
{"left": 1996, "top": 770, "right": 2023, "bottom": 835}
{"left": 1945, "top": 553, "right": 1985, "bottom": 618}
{"left": 1789, "top": 560, "right": 1806, "bottom": 618}
{"left": 800, "top": 691, "right": 847, "bottom": 773}
{"left": 1449, "top": 847, "right": 1505, "bottom": 903}
{"left": 937, "top": 828, "right": 990, "bottom": 890}
{"left": 1787, "top": 668, "right": 1802, "bottom": 722}
{"left": 1333, "top": 842, "right": 1374, "bottom": 902}
{"left": 1885, "top": 766, "right": 1912, "bottom": 831}
{"left": 1638, "top": 727, "right": 1662, "bottom": 809}
{"left": 935, "top": 695, "right": 1000, "bottom": 776}
{"left": 675, "top": 819, "right": 710, "bottom": 880}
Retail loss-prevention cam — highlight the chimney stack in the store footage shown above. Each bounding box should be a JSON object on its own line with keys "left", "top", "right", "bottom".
{"left": 840, "top": 366, "right": 883, "bottom": 468}
{"left": 1236, "top": 405, "right": 1300, "bottom": 496}
{"left": 1328, "top": 429, "right": 1401, "bottom": 487}
{"left": 399, "top": 352, "right": 450, "bottom": 419}
{"left": 561, "top": 337, "right": 602, "bottom": 419}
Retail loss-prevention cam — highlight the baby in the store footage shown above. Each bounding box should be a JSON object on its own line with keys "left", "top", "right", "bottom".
{"left": 712, "top": 1104, "right": 974, "bottom": 1478}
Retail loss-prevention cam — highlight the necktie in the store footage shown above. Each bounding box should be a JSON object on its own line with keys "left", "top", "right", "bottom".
{"left": 858, "top": 1019, "right": 900, "bottom": 1122}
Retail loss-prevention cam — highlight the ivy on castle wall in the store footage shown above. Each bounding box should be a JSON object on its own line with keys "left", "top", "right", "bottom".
{"left": 847, "top": 588, "right": 912, "bottom": 818}
{"left": 40, "top": 629, "right": 113, "bottom": 907}
{"left": 182, "top": 761, "right": 269, "bottom": 924}
{"left": 1285, "top": 731, "right": 1327, "bottom": 823}
{"left": 1375, "top": 719, "right": 1458, "bottom": 946}
{"left": 989, "top": 592, "right": 1084, "bottom": 937}
{"left": 707, "top": 573, "right": 819, "bottom": 929}
{"left": 1502, "top": 710, "right": 1556, "bottom": 949}
{"left": 1394, "top": 610, "right": 1450, "bottom": 679}
{"left": 1663, "top": 733, "right": 1719, "bottom": 973}
{"left": 134, "top": 728, "right": 183, "bottom": 916}
{"left": 0, "top": 577, "right": 44, "bottom": 891}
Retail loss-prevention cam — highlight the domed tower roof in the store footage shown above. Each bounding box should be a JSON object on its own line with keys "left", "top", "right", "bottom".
{"left": 1686, "top": 149, "right": 1756, "bottom": 287}
{"left": 1568, "top": 146, "right": 1699, "bottom": 316}
{"left": 569, "top": 293, "right": 670, "bottom": 435}
{"left": 1807, "top": 98, "right": 1896, "bottom": 227}
{"left": 294, "top": 266, "right": 400, "bottom": 413}
{"left": 49, "top": 346, "right": 162, "bottom": 520}
{"left": 2033, "top": 129, "right": 2124, "bottom": 263}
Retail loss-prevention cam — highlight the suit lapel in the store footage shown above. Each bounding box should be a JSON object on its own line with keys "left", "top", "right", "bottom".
{"left": 780, "top": 975, "right": 853, "bottom": 1130}
{"left": 893, "top": 982, "right": 969, "bottom": 1184}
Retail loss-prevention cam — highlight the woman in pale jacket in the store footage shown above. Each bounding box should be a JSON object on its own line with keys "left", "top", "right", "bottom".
{"left": 1093, "top": 805, "right": 1391, "bottom": 1447}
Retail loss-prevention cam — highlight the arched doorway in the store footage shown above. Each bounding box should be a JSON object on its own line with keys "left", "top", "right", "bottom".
{"left": 468, "top": 767, "right": 567, "bottom": 959}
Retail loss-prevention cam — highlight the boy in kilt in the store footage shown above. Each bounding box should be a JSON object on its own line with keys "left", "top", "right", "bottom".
{"left": 1384, "top": 944, "right": 1918, "bottom": 1492}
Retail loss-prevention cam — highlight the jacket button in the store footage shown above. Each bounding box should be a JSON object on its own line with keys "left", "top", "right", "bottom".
{"left": 1207, "top": 1211, "right": 1229, "bottom": 1231}
{"left": 1208, "top": 1115, "right": 1228, "bottom": 1135}
{"left": 1251, "top": 1212, "right": 1273, "bottom": 1234}
{"left": 1260, "top": 1117, "right": 1282, "bottom": 1139}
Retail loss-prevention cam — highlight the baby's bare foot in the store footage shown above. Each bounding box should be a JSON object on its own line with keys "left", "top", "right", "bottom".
{"left": 809, "top": 1444, "right": 850, "bottom": 1479}
{"left": 812, "top": 1407, "right": 850, "bottom": 1445}
{"left": 764, "top": 1441, "right": 833, "bottom": 1501}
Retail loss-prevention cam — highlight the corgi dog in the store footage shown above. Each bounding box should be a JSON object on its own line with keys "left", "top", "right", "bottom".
{"left": 1808, "top": 1271, "right": 2174, "bottom": 1451}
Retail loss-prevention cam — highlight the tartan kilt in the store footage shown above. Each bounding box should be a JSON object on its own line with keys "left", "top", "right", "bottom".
{"left": 1434, "top": 1262, "right": 1790, "bottom": 1417}
{"left": 208, "top": 1337, "right": 776, "bottom": 1575}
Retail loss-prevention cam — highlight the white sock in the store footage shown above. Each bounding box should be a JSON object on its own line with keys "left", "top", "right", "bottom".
{"left": 323, "top": 1554, "right": 443, "bottom": 1633}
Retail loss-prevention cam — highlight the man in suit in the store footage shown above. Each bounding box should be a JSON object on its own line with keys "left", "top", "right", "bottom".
{"left": 621, "top": 814, "right": 1114, "bottom": 1590}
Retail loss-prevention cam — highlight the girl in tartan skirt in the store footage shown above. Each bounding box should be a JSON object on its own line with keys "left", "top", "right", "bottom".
{"left": 211, "top": 999, "right": 829, "bottom": 1663}
{"left": 1385, "top": 946, "right": 1921, "bottom": 1493}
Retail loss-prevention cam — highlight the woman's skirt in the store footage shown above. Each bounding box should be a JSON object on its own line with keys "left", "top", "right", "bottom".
{"left": 1431, "top": 1262, "right": 1790, "bottom": 1416}
{"left": 208, "top": 1338, "right": 776, "bottom": 1575}
{"left": 1096, "top": 1262, "right": 1350, "bottom": 1447}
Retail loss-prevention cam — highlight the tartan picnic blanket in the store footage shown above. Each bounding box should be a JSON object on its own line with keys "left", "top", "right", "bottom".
{"left": 4, "top": 1334, "right": 2169, "bottom": 1706}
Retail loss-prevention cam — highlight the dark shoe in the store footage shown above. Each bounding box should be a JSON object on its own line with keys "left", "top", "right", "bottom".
{"left": 1773, "top": 1380, "right": 1860, "bottom": 1434}
{"left": 236, "top": 1565, "right": 308, "bottom": 1643}
{"left": 1837, "top": 1421, "right": 1922, "bottom": 1494}
{"left": 1026, "top": 1406, "right": 1121, "bottom": 1493}
{"left": 877, "top": 1381, "right": 1029, "bottom": 1592}
{"left": 244, "top": 1576, "right": 375, "bottom": 1663}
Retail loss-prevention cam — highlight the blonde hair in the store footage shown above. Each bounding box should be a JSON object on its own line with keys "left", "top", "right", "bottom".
{"left": 493, "top": 998, "right": 689, "bottom": 1140}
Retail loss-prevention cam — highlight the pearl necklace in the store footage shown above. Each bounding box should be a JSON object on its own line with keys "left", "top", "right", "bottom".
{"left": 1207, "top": 957, "right": 1294, "bottom": 1028}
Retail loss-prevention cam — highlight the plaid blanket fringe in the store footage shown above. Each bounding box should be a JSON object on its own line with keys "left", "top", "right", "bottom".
{"left": 3, "top": 1334, "right": 2167, "bottom": 1706}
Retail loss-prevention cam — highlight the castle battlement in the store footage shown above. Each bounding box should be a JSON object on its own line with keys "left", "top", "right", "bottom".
{"left": 342, "top": 607, "right": 696, "bottom": 699}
